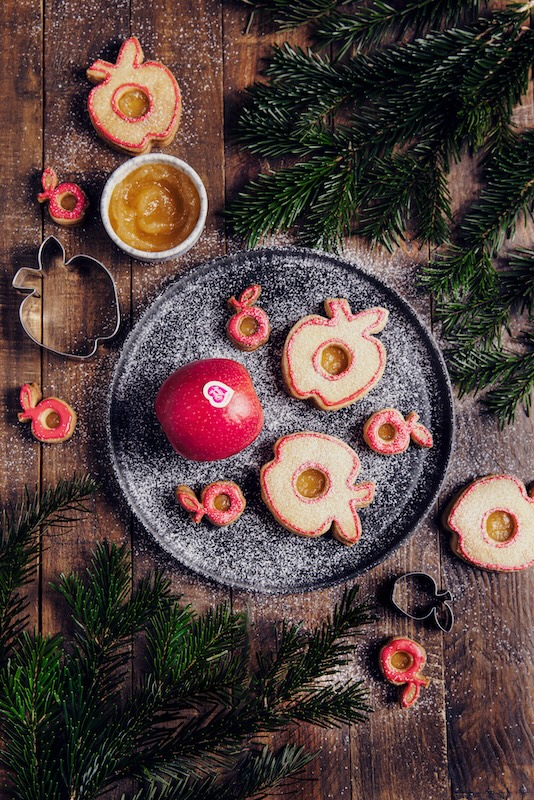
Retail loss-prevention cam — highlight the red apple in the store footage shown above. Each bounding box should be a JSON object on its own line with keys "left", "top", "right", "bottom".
{"left": 155, "top": 358, "right": 264, "bottom": 461}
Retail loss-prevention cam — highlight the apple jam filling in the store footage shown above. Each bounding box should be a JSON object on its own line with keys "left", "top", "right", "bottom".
{"left": 45, "top": 411, "right": 61, "bottom": 429}
{"left": 485, "top": 510, "right": 516, "bottom": 542}
{"left": 213, "top": 493, "right": 231, "bottom": 512}
{"left": 117, "top": 88, "right": 150, "bottom": 119}
{"left": 320, "top": 344, "right": 350, "bottom": 376}
{"left": 390, "top": 651, "right": 413, "bottom": 671}
{"left": 378, "top": 423, "right": 397, "bottom": 442}
{"left": 109, "top": 163, "right": 201, "bottom": 252}
{"left": 239, "top": 316, "right": 259, "bottom": 337}
{"left": 59, "top": 192, "right": 78, "bottom": 211}
{"left": 296, "top": 468, "right": 328, "bottom": 499}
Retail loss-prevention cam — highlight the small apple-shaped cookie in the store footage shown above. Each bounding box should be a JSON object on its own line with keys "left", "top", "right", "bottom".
{"left": 155, "top": 358, "right": 264, "bottom": 461}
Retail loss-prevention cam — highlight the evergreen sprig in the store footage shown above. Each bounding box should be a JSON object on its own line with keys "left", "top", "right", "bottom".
{"left": 0, "top": 475, "right": 97, "bottom": 666}
{"left": 0, "top": 485, "right": 374, "bottom": 800}
{"left": 229, "top": 0, "right": 534, "bottom": 425}
{"left": 316, "top": 0, "right": 485, "bottom": 55}
{"left": 230, "top": 11, "right": 534, "bottom": 252}
{"left": 241, "top": 0, "right": 486, "bottom": 52}
{"left": 420, "top": 131, "right": 534, "bottom": 425}
{"left": 446, "top": 338, "right": 534, "bottom": 426}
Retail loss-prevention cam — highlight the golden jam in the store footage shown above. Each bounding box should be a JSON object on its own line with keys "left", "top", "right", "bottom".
{"left": 117, "top": 88, "right": 150, "bottom": 119}
{"left": 239, "top": 316, "right": 259, "bottom": 336}
{"left": 390, "top": 651, "right": 412, "bottom": 671}
{"left": 213, "top": 493, "right": 231, "bottom": 512}
{"left": 486, "top": 510, "right": 516, "bottom": 542}
{"left": 296, "top": 468, "right": 328, "bottom": 499}
{"left": 320, "top": 344, "right": 350, "bottom": 376}
{"left": 108, "top": 163, "right": 201, "bottom": 252}
{"left": 378, "top": 423, "right": 397, "bottom": 442}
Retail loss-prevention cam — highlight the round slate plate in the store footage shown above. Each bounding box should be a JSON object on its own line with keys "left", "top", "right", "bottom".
{"left": 108, "top": 248, "right": 454, "bottom": 593}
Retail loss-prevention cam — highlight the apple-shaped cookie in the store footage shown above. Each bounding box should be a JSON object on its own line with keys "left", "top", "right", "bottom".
{"left": 444, "top": 475, "right": 534, "bottom": 571}
{"left": 87, "top": 37, "right": 181, "bottom": 155}
{"left": 155, "top": 358, "right": 264, "bottom": 461}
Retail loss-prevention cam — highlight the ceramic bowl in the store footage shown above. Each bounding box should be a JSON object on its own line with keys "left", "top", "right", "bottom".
{"left": 100, "top": 154, "right": 208, "bottom": 262}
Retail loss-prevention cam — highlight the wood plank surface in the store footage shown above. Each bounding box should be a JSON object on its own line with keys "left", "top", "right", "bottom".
{"left": 0, "top": 1, "right": 532, "bottom": 799}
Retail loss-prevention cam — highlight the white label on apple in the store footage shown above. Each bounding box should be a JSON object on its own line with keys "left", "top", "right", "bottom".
{"left": 202, "top": 381, "right": 235, "bottom": 408}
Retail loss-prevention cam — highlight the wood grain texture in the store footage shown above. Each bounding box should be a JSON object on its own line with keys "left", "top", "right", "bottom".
{"left": 0, "top": 1, "right": 532, "bottom": 799}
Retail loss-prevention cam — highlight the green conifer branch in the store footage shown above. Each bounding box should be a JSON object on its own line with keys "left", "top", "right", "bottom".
{"left": 0, "top": 509, "right": 375, "bottom": 799}
{"left": 447, "top": 341, "right": 534, "bottom": 426}
{"left": 316, "top": 0, "right": 485, "bottom": 55}
{"left": 240, "top": 0, "right": 340, "bottom": 29}
{"left": 0, "top": 475, "right": 97, "bottom": 666}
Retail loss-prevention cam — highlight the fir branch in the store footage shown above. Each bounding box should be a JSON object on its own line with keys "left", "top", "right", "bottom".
{"left": 288, "top": 681, "right": 371, "bottom": 727}
{"left": 457, "top": 130, "right": 534, "bottom": 254}
{"left": 254, "top": 586, "right": 375, "bottom": 726}
{"left": 317, "top": 0, "right": 485, "bottom": 56}
{"left": 127, "top": 744, "right": 314, "bottom": 800}
{"left": 227, "top": 744, "right": 316, "bottom": 799}
{"left": 0, "top": 475, "right": 97, "bottom": 665}
{"left": 357, "top": 146, "right": 452, "bottom": 250}
{"left": 502, "top": 248, "right": 534, "bottom": 316}
{"left": 0, "top": 520, "right": 374, "bottom": 800}
{"left": 240, "top": 0, "right": 341, "bottom": 29}
{"left": 0, "top": 632, "right": 64, "bottom": 800}
{"left": 420, "top": 245, "right": 496, "bottom": 299}
{"left": 228, "top": 147, "right": 355, "bottom": 248}
{"left": 447, "top": 341, "right": 534, "bottom": 426}
{"left": 143, "top": 601, "right": 248, "bottom": 707}
{"left": 434, "top": 249, "right": 534, "bottom": 346}
{"left": 230, "top": 14, "right": 534, "bottom": 253}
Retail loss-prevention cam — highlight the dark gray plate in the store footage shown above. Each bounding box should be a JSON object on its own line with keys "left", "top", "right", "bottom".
{"left": 108, "top": 248, "right": 454, "bottom": 593}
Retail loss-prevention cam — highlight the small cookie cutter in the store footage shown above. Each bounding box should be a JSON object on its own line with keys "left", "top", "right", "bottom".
{"left": 391, "top": 572, "right": 454, "bottom": 633}
{"left": 12, "top": 236, "right": 121, "bottom": 360}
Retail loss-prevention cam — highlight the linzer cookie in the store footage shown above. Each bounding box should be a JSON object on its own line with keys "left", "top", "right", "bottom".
{"left": 282, "top": 299, "right": 388, "bottom": 410}
{"left": 444, "top": 474, "right": 534, "bottom": 572}
{"left": 363, "top": 408, "right": 433, "bottom": 455}
{"left": 260, "top": 431, "right": 375, "bottom": 546}
{"left": 87, "top": 37, "right": 181, "bottom": 155}
{"left": 227, "top": 285, "right": 271, "bottom": 351}
{"left": 379, "top": 637, "right": 430, "bottom": 709}
{"left": 176, "top": 481, "right": 246, "bottom": 526}
{"left": 18, "top": 383, "right": 77, "bottom": 443}
{"left": 38, "top": 168, "right": 89, "bottom": 227}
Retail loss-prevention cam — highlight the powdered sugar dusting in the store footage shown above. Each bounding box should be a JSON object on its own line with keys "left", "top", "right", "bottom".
{"left": 108, "top": 248, "right": 453, "bottom": 592}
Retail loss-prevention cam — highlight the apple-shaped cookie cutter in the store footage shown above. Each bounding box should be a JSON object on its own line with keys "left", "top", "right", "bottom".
{"left": 12, "top": 236, "right": 121, "bottom": 360}
{"left": 391, "top": 572, "right": 454, "bottom": 633}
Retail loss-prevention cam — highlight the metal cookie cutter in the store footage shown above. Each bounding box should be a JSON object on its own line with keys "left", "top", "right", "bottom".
{"left": 13, "top": 235, "right": 121, "bottom": 360}
{"left": 391, "top": 572, "right": 454, "bottom": 633}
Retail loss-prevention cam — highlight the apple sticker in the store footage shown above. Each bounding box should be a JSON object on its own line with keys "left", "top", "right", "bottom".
{"left": 202, "top": 381, "right": 234, "bottom": 408}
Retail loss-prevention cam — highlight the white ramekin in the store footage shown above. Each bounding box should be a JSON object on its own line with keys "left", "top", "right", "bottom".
{"left": 100, "top": 154, "right": 208, "bottom": 262}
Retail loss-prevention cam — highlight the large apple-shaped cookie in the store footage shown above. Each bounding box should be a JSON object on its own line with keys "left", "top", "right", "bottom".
{"left": 445, "top": 474, "right": 534, "bottom": 571}
{"left": 87, "top": 37, "right": 181, "bottom": 155}
{"left": 260, "top": 431, "right": 375, "bottom": 546}
{"left": 282, "top": 299, "right": 388, "bottom": 411}
{"left": 155, "top": 358, "right": 264, "bottom": 461}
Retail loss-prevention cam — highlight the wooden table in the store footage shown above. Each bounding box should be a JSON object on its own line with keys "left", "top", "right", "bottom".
{"left": 1, "top": 2, "right": 532, "bottom": 798}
